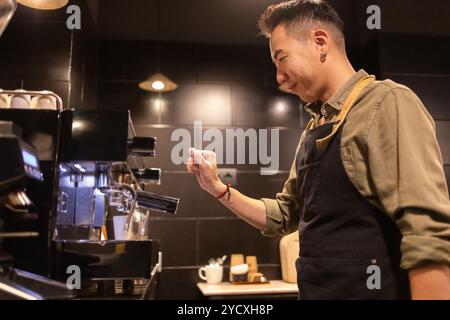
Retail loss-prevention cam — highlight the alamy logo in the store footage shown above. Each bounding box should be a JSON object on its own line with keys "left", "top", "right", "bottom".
{"left": 171, "top": 121, "right": 280, "bottom": 175}
{"left": 66, "top": 5, "right": 81, "bottom": 30}
{"left": 366, "top": 261, "right": 381, "bottom": 290}
{"left": 66, "top": 265, "right": 81, "bottom": 290}
{"left": 366, "top": 5, "right": 381, "bottom": 30}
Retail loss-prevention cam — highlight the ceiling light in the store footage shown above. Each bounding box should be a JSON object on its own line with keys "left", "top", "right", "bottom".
{"left": 17, "top": 0, "right": 69, "bottom": 10}
{"left": 138, "top": 0, "right": 177, "bottom": 93}
{"left": 139, "top": 73, "right": 177, "bottom": 93}
{"left": 152, "top": 81, "right": 165, "bottom": 91}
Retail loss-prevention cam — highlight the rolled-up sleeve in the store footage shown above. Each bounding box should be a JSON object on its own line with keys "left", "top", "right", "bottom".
{"left": 366, "top": 87, "right": 450, "bottom": 270}
{"left": 260, "top": 139, "right": 302, "bottom": 237}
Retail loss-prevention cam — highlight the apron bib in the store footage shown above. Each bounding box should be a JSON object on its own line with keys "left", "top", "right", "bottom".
{"left": 295, "top": 76, "right": 410, "bottom": 300}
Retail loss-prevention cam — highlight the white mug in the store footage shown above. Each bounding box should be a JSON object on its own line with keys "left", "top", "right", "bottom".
{"left": 198, "top": 264, "right": 223, "bottom": 284}
{"left": 10, "top": 90, "right": 31, "bottom": 109}
{"left": 0, "top": 94, "right": 9, "bottom": 108}
{"left": 31, "top": 95, "right": 57, "bottom": 110}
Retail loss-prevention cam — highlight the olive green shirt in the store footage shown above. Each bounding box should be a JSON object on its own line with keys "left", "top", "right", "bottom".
{"left": 261, "top": 69, "right": 450, "bottom": 270}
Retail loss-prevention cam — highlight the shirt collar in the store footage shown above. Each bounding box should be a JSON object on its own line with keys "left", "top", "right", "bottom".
{"left": 304, "top": 69, "right": 370, "bottom": 118}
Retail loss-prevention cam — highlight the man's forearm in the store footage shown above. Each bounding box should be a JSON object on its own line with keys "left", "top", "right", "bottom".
{"left": 216, "top": 184, "right": 267, "bottom": 231}
{"left": 186, "top": 148, "right": 268, "bottom": 230}
{"left": 409, "top": 264, "right": 450, "bottom": 299}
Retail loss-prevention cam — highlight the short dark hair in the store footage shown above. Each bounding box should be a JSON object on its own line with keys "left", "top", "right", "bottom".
{"left": 258, "top": 0, "right": 345, "bottom": 49}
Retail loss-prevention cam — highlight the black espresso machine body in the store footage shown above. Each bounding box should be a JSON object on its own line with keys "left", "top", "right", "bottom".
{"left": 0, "top": 109, "right": 61, "bottom": 276}
{"left": 50, "top": 109, "right": 178, "bottom": 298}
{"left": 0, "top": 107, "right": 179, "bottom": 299}
{"left": 0, "top": 118, "right": 74, "bottom": 300}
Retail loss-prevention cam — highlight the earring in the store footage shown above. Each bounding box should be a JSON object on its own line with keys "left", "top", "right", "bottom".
{"left": 320, "top": 53, "right": 327, "bottom": 62}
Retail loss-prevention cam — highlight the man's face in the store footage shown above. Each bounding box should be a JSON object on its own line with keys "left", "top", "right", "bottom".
{"left": 269, "top": 24, "right": 324, "bottom": 103}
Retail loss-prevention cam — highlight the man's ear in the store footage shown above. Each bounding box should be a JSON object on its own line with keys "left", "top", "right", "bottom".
{"left": 311, "top": 29, "right": 329, "bottom": 56}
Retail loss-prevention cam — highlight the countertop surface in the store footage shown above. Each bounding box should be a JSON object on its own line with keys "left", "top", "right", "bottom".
{"left": 197, "top": 280, "right": 298, "bottom": 296}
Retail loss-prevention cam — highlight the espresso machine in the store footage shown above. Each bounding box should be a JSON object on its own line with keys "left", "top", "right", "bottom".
{"left": 0, "top": 91, "right": 63, "bottom": 276}
{"left": 0, "top": 121, "right": 43, "bottom": 272}
{"left": 50, "top": 109, "right": 179, "bottom": 298}
{"left": 0, "top": 120, "right": 74, "bottom": 299}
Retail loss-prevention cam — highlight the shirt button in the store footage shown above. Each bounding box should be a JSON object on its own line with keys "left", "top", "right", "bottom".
{"left": 321, "top": 106, "right": 328, "bottom": 117}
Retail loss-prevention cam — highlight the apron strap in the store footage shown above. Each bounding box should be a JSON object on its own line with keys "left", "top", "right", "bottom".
{"left": 298, "top": 117, "right": 316, "bottom": 152}
{"left": 315, "top": 75, "right": 375, "bottom": 149}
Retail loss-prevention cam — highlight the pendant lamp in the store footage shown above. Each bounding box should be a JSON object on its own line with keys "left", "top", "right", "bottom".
{"left": 17, "top": 0, "right": 69, "bottom": 10}
{"left": 138, "top": 0, "right": 177, "bottom": 93}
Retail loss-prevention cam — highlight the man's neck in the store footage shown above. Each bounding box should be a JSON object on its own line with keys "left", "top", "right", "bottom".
{"left": 320, "top": 59, "right": 356, "bottom": 103}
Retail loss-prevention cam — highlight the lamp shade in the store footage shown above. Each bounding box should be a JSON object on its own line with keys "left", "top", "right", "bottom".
{"left": 17, "top": 0, "right": 68, "bottom": 10}
{"left": 0, "top": 0, "right": 16, "bottom": 38}
{"left": 138, "top": 73, "right": 178, "bottom": 92}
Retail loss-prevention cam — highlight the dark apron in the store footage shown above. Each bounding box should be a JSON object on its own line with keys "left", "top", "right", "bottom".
{"left": 295, "top": 121, "right": 410, "bottom": 300}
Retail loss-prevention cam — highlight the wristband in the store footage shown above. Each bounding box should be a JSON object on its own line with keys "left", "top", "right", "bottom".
{"left": 216, "top": 184, "right": 231, "bottom": 200}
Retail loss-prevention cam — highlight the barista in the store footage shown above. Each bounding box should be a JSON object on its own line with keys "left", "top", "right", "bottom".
{"left": 187, "top": 0, "right": 450, "bottom": 299}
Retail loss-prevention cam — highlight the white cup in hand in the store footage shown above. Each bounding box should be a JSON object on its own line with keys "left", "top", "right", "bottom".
{"left": 190, "top": 148, "right": 216, "bottom": 165}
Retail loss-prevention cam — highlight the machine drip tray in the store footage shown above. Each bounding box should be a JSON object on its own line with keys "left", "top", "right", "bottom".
{"left": 51, "top": 239, "right": 156, "bottom": 282}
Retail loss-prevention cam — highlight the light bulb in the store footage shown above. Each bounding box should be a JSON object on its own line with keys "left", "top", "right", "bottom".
{"left": 152, "top": 81, "right": 165, "bottom": 91}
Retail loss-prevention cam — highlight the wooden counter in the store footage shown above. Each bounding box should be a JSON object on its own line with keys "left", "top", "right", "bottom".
{"left": 197, "top": 280, "right": 298, "bottom": 299}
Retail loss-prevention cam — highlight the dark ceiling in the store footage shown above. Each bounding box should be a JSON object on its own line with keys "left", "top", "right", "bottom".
{"left": 87, "top": 0, "right": 450, "bottom": 46}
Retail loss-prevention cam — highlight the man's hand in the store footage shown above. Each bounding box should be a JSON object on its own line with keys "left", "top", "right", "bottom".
{"left": 186, "top": 147, "right": 267, "bottom": 230}
{"left": 409, "top": 264, "right": 450, "bottom": 300}
{"left": 187, "top": 148, "right": 226, "bottom": 197}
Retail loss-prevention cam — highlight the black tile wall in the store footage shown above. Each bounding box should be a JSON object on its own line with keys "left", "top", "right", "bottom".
{"left": 99, "top": 83, "right": 303, "bottom": 127}
{"left": 258, "top": 265, "right": 283, "bottom": 283}
{"left": 160, "top": 84, "right": 232, "bottom": 126}
{"left": 238, "top": 172, "right": 290, "bottom": 199}
{"left": 0, "top": 21, "right": 71, "bottom": 81}
{"left": 0, "top": 0, "right": 97, "bottom": 110}
{"left": 0, "top": 80, "right": 22, "bottom": 90}
{"left": 97, "top": 80, "right": 161, "bottom": 123}
{"left": 98, "top": 41, "right": 128, "bottom": 80}
{"left": 198, "top": 219, "right": 281, "bottom": 265}
{"left": 147, "top": 219, "right": 197, "bottom": 267}
{"left": 124, "top": 41, "right": 160, "bottom": 81}
{"left": 97, "top": 40, "right": 275, "bottom": 83}
{"left": 69, "top": 0, "right": 98, "bottom": 110}
{"left": 159, "top": 42, "right": 198, "bottom": 83}
{"left": 156, "top": 267, "right": 205, "bottom": 300}
{"left": 196, "top": 45, "right": 236, "bottom": 83}
{"left": 232, "top": 85, "right": 302, "bottom": 127}
{"left": 79, "top": 80, "right": 98, "bottom": 110}
{"left": 379, "top": 34, "right": 450, "bottom": 75}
